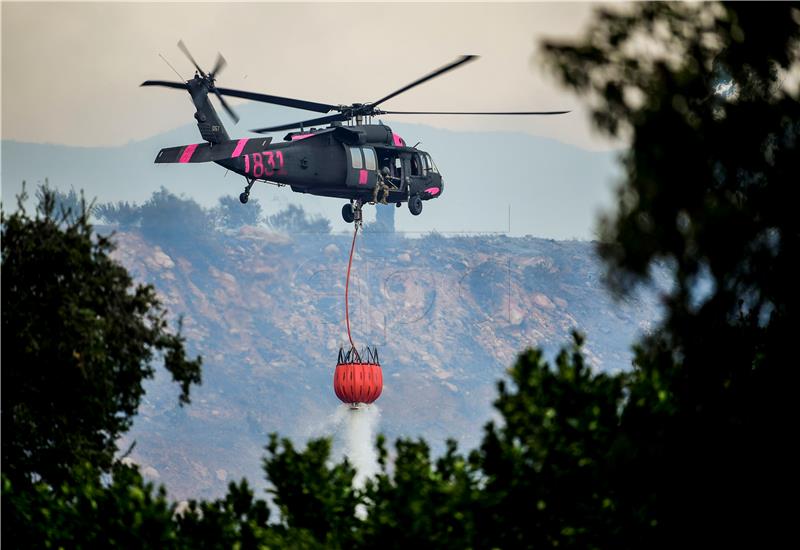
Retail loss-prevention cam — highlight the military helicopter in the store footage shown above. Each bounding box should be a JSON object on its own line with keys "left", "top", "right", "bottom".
{"left": 142, "top": 42, "right": 568, "bottom": 223}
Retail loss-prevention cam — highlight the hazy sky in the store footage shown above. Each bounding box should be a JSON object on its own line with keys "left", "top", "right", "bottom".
{"left": 2, "top": 1, "right": 617, "bottom": 150}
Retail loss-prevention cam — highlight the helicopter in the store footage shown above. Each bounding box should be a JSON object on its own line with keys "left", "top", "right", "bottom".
{"left": 142, "top": 42, "right": 568, "bottom": 223}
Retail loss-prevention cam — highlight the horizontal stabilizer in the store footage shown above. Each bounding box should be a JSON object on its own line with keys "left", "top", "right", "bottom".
{"left": 154, "top": 137, "right": 273, "bottom": 164}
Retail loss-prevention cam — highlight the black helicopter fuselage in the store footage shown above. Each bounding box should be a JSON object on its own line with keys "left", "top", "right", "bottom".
{"left": 151, "top": 72, "right": 442, "bottom": 208}
{"left": 212, "top": 124, "right": 443, "bottom": 205}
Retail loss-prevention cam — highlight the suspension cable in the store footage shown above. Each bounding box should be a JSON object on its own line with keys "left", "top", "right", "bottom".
{"left": 345, "top": 223, "right": 359, "bottom": 352}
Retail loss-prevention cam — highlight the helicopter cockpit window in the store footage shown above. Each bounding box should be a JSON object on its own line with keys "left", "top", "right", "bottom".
{"left": 350, "top": 147, "right": 363, "bottom": 169}
{"left": 363, "top": 148, "right": 377, "bottom": 171}
{"left": 424, "top": 153, "right": 438, "bottom": 174}
{"left": 411, "top": 154, "right": 421, "bottom": 176}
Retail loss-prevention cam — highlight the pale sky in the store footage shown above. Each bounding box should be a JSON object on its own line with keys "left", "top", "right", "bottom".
{"left": 1, "top": 1, "right": 617, "bottom": 150}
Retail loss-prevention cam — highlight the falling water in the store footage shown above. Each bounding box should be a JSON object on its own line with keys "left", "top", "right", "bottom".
{"left": 332, "top": 403, "right": 381, "bottom": 487}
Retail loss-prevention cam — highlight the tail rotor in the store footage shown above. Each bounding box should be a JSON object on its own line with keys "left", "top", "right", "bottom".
{"left": 175, "top": 40, "right": 239, "bottom": 123}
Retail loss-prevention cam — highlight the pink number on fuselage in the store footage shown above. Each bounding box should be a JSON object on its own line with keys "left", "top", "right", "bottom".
{"left": 275, "top": 150, "right": 285, "bottom": 174}
{"left": 245, "top": 150, "right": 284, "bottom": 179}
{"left": 252, "top": 152, "right": 264, "bottom": 178}
{"left": 264, "top": 151, "right": 275, "bottom": 176}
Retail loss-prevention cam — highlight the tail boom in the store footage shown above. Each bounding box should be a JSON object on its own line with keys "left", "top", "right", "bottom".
{"left": 155, "top": 137, "right": 273, "bottom": 164}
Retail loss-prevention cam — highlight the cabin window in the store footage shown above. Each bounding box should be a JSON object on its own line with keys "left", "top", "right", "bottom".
{"left": 350, "top": 147, "right": 363, "bottom": 169}
{"left": 363, "top": 148, "right": 377, "bottom": 171}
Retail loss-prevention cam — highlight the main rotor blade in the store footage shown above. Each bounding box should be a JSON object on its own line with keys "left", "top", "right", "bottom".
{"left": 214, "top": 89, "right": 239, "bottom": 123}
{"left": 379, "top": 109, "right": 571, "bottom": 115}
{"left": 251, "top": 113, "right": 349, "bottom": 133}
{"left": 214, "top": 86, "right": 336, "bottom": 114}
{"left": 210, "top": 53, "right": 227, "bottom": 78}
{"left": 178, "top": 40, "right": 206, "bottom": 77}
{"left": 141, "top": 80, "right": 190, "bottom": 90}
{"left": 370, "top": 55, "right": 478, "bottom": 109}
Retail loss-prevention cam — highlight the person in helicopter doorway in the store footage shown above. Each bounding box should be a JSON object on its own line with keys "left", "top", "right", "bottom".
{"left": 373, "top": 167, "right": 395, "bottom": 205}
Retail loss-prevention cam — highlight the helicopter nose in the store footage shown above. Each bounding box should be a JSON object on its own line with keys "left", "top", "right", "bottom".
{"left": 424, "top": 183, "right": 442, "bottom": 198}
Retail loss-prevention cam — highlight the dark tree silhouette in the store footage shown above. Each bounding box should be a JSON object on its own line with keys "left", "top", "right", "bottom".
{"left": 542, "top": 2, "right": 799, "bottom": 545}
{"left": 268, "top": 204, "right": 332, "bottom": 234}
{"left": 1, "top": 186, "right": 202, "bottom": 488}
{"left": 214, "top": 195, "right": 263, "bottom": 229}
{"left": 95, "top": 199, "right": 142, "bottom": 227}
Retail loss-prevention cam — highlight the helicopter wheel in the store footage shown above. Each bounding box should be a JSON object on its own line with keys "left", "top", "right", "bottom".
{"left": 239, "top": 192, "right": 249, "bottom": 204}
{"left": 408, "top": 195, "right": 423, "bottom": 216}
{"left": 342, "top": 203, "right": 355, "bottom": 223}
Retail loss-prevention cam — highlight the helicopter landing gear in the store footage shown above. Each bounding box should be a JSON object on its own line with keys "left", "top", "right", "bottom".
{"left": 342, "top": 200, "right": 364, "bottom": 226}
{"left": 240, "top": 178, "right": 255, "bottom": 204}
{"left": 408, "top": 195, "right": 423, "bottom": 216}
{"left": 342, "top": 203, "right": 354, "bottom": 223}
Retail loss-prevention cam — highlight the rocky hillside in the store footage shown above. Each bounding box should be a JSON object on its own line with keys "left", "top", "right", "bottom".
{"left": 110, "top": 223, "right": 661, "bottom": 500}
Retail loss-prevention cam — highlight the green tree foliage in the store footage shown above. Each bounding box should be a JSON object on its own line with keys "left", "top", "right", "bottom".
{"left": 3, "top": 464, "right": 177, "bottom": 548}
{"left": 361, "top": 437, "right": 474, "bottom": 547}
{"left": 138, "top": 187, "right": 214, "bottom": 245}
{"left": 214, "top": 194, "right": 264, "bottom": 229}
{"left": 475, "top": 338, "right": 626, "bottom": 548}
{"left": 268, "top": 204, "right": 332, "bottom": 234}
{"left": 95, "top": 199, "right": 143, "bottom": 228}
{"left": 95, "top": 188, "right": 226, "bottom": 269}
{"left": 541, "top": 2, "right": 800, "bottom": 544}
{"left": 44, "top": 184, "right": 88, "bottom": 223}
{"left": 1, "top": 187, "right": 202, "bottom": 487}
{"left": 263, "top": 435, "right": 361, "bottom": 547}
{"left": 173, "top": 479, "right": 275, "bottom": 549}
{"left": 95, "top": 187, "right": 215, "bottom": 244}
{"left": 3, "top": 464, "right": 292, "bottom": 549}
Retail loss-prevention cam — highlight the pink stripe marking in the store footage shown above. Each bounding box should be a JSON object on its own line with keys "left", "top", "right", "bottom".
{"left": 358, "top": 169, "right": 368, "bottom": 185}
{"left": 231, "top": 138, "right": 249, "bottom": 158}
{"left": 290, "top": 133, "right": 314, "bottom": 141}
{"left": 392, "top": 133, "right": 406, "bottom": 147}
{"left": 425, "top": 187, "right": 440, "bottom": 195}
{"left": 179, "top": 143, "right": 199, "bottom": 163}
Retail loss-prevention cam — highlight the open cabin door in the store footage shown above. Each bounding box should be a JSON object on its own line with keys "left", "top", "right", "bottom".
{"left": 345, "top": 146, "right": 378, "bottom": 189}
{"left": 375, "top": 147, "right": 405, "bottom": 193}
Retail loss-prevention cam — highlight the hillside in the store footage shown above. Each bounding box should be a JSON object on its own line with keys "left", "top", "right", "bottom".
{"left": 107, "top": 220, "right": 662, "bottom": 500}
